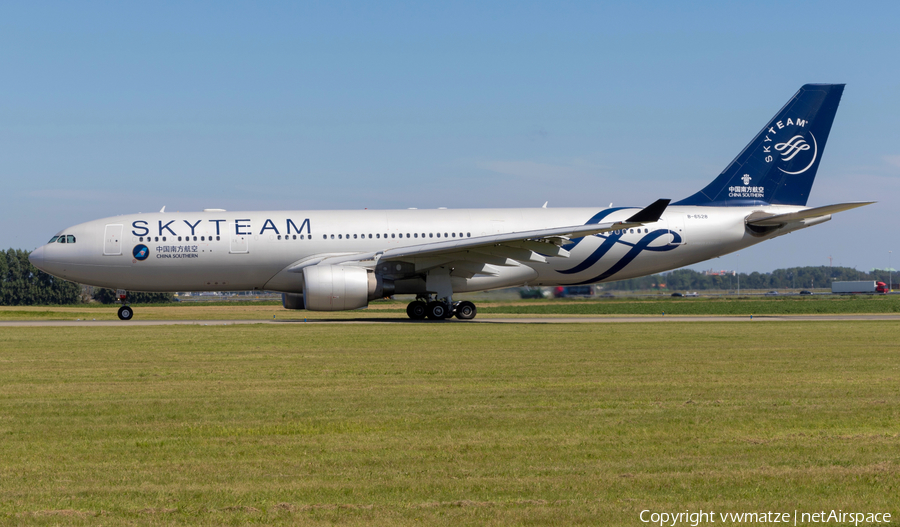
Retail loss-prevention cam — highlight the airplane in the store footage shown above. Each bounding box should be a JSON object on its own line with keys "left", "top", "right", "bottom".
{"left": 28, "top": 84, "right": 871, "bottom": 321}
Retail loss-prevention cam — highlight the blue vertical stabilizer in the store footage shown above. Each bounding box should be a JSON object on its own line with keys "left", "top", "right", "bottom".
{"left": 675, "top": 84, "right": 844, "bottom": 207}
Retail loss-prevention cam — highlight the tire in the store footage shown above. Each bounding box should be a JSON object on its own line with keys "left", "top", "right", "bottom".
{"left": 117, "top": 305, "right": 134, "bottom": 321}
{"left": 455, "top": 301, "right": 477, "bottom": 320}
{"left": 426, "top": 301, "right": 448, "bottom": 320}
{"left": 406, "top": 301, "right": 427, "bottom": 320}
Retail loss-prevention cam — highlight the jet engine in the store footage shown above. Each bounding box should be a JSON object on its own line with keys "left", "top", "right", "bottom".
{"left": 302, "top": 265, "right": 394, "bottom": 311}
{"left": 281, "top": 293, "right": 305, "bottom": 310}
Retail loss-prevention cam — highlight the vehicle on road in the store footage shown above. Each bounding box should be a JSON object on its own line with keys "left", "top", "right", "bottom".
{"left": 831, "top": 281, "right": 888, "bottom": 294}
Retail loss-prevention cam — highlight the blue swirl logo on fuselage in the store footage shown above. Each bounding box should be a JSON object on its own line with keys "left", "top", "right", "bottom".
{"left": 555, "top": 209, "right": 681, "bottom": 285}
{"left": 133, "top": 244, "right": 149, "bottom": 261}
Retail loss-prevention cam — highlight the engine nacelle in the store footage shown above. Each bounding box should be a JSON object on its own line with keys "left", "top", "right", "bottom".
{"left": 281, "top": 293, "right": 305, "bottom": 310}
{"left": 302, "top": 265, "right": 394, "bottom": 311}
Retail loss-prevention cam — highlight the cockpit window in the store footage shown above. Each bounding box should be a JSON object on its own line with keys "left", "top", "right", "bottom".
{"left": 48, "top": 236, "right": 59, "bottom": 243}
{"left": 67, "top": 235, "right": 76, "bottom": 243}
{"left": 57, "top": 236, "right": 66, "bottom": 244}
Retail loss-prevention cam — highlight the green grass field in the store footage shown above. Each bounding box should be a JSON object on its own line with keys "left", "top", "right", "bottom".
{"left": 1, "top": 322, "right": 898, "bottom": 525}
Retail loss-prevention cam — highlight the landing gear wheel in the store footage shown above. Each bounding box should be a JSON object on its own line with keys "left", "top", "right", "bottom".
{"left": 426, "top": 301, "right": 449, "bottom": 320}
{"left": 406, "top": 300, "right": 427, "bottom": 320}
{"left": 117, "top": 305, "right": 134, "bottom": 321}
{"left": 455, "top": 301, "right": 477, "bottom": 320}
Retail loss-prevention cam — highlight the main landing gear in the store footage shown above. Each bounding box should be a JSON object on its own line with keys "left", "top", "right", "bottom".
{"left": 406, "top": 297, "right": 477, "bottom": 321}
{"left": 116, "top": 289, "right": 134, "bottom": 321}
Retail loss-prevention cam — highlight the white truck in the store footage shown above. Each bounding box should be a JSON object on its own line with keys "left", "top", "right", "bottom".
{"left": 831, "top": 281, "right": 888, "bottom": 294}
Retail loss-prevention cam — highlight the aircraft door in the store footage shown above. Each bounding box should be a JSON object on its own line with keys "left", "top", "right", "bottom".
{"left": 666, "top": 215, "right": 686, "bottom": 246}
{"left": 103, "top": 224, "right": 123, "bottom": 255}
{"left": 230, "top": 223, "right": 249, "bottom": 254}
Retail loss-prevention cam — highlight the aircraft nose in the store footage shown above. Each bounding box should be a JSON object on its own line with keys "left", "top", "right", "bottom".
{"left": 29, "top": 246, "right": 44, "bottom": 269}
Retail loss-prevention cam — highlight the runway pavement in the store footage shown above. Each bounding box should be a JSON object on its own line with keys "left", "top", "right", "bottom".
{"left": 2, "top": 314, "right": 900, "bottom": 327}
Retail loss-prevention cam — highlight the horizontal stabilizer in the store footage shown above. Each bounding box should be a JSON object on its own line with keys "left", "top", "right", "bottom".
{"left": 746, "top": 202, "right": 874, "bottom": 226}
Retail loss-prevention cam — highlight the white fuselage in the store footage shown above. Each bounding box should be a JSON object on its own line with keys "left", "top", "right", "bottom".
{"left": 31, "top": 204, "right": 817, "bottom": 294}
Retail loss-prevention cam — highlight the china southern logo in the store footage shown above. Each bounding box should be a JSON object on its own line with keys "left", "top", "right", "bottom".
{"left": 133, "top": 244, "right": 149, "bottom": 261}
{"left": 729, "top": 173, "right": 763, "bottom": 199}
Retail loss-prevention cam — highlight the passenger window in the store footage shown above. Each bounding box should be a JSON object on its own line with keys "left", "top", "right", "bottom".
{"left": 391, "top": 234, "right": 395, "bottom": 238}
{"left": 162, "top": 237, "right": 166, "bottom": 241}
{"left": 429, "top": 233, "right": 433, "bottom": 238}
{"left": 178, "top": 236, "right": 182, "bottom": 241}
{"left": 437, "top": 233, "right": 441, "bottom": 238}
{"left": 330, "top": 235, "right": 334, "bottom": 239}
{"left": 217, "top": 236, "right": 221, "bottom": 240}
{"left": 353, "top": 234, "right": 357, "bottom": 239}
{"left": 338, "top": 234, "right": 342, "bottom": 239}
{"left": 444, "top": 233, "right": 448, "bottom": 237}
{"left": 406, "top": 233, "right": 410, "bottom": 238}
{"left": 467, "top": 233, "right": 471, "bottom": 237}
{"left": 368, "top": 234, "right": 372, "bottom": 239}
{"left": 414, "top": 233, "right": 418, "bottom": 238}
{"left": 376, "top": 234, "right": 380, "bottom": 238}
{"left": 155, "top": 237, "right": 159, "bottom": 242}
{"left": 452, "top": 233, "right": 456, "bottom": 237}
{"left": 277, "top": 235, "right": 281, "bottom": 240}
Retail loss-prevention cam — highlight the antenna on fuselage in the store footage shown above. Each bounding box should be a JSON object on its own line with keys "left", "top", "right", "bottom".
{"left": 160, "top": 206, "right": 166, "bottom": 213}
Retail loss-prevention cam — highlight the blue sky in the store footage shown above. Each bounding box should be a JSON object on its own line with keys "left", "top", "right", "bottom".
{"left": 2, "top": 1, "right": 899, "bottom": 273}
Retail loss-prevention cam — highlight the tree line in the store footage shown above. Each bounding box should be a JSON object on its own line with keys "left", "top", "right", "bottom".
{"left": 604, "top": 266, "right": 896, "bottom": 292}
{"left": 3, "top": 246, "right": 895, "bottom": 304}
{"left": 0, "top": 249, "right": 172, "bottom": 305}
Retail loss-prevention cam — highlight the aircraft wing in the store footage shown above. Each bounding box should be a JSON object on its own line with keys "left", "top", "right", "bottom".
{"left": 745, "top": 201, "right": 874, "bottom": 226}
{"left": 287, "top": 199, "right": 670, "bottom": 274}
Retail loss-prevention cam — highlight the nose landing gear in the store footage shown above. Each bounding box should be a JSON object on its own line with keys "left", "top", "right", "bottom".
{"left": 117, "top": 305, "right": 134, "bottom": 321}
{"left": 116, "top": 289, "right": 134, "bottom": 321}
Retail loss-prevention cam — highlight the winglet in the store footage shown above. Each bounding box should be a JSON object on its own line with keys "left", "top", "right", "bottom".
{"left": 625, "top": 199, "right": 670, "bottom": 223}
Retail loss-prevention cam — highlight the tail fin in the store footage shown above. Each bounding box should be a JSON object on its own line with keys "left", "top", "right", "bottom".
{"left": 675, "top": 84, "right": 844, "bottom": 207}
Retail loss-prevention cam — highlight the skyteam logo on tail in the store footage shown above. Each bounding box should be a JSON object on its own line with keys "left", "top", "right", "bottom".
{"left": 775, "top": 132, "right": 817, "bottom": 174}
{"left": 761, "top": 117, "right": 817, "bottom": 175}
